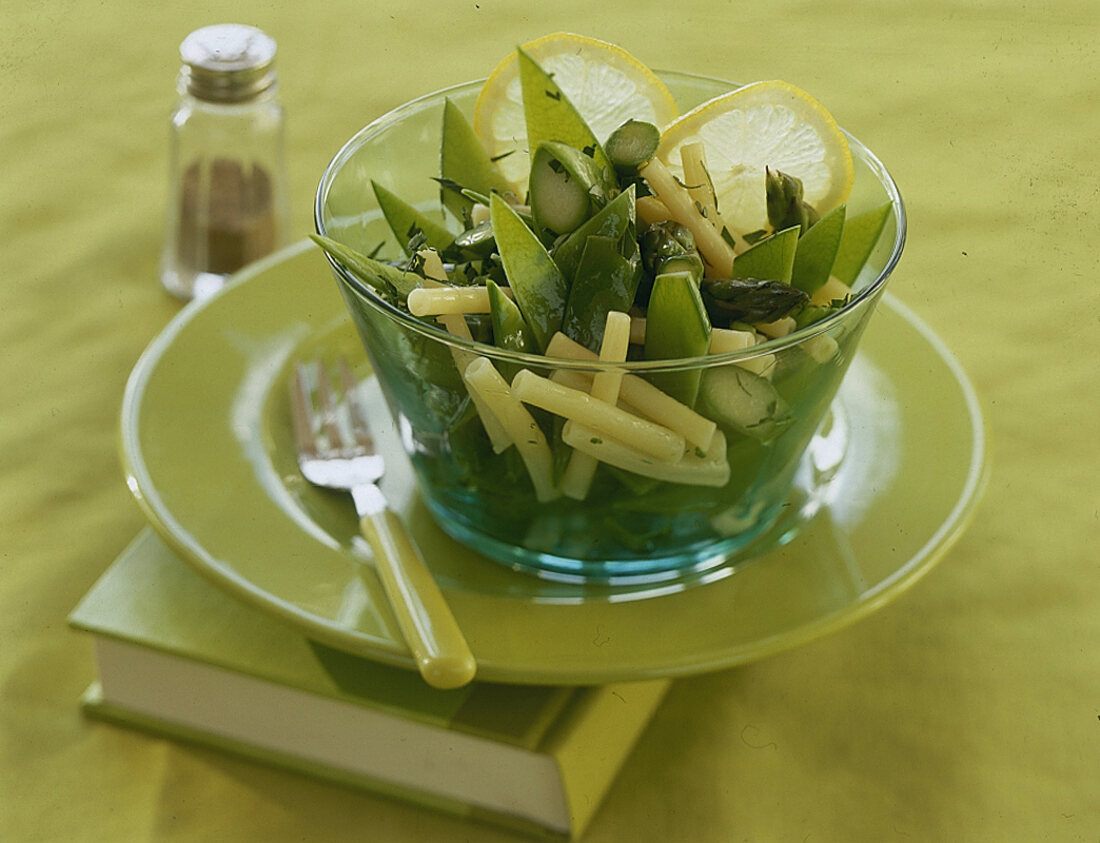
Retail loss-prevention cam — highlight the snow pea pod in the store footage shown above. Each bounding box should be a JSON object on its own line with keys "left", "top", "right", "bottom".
{"left": 372, "top": 180, "right": 455, "bottom": 256}
{"left": 487, "top": 279, "right": 537, "bottom": 355}
{"left": 451, "top": 220, "right": 497, "bottom": 260}
{"left": 489, "top": 193, "right": 568, "bottom": 351}
{"left": 562, "top": 235, "right": 641, "bottom": 351}
{"left": 440, "top": 97, "right": 514, "bottom": 224}
{"left": 790, "top": 203, "right": 846, "bottom": 294}
{"left": 643, "top": 271, "right": 712, "bottom": 406}
{"left": 517, "top": 46, "right": 614, "bottom": 179}
{"left": 551, "top": 184, "right": 636, "bottom": 285}
{"left": 529, "top": 140, "right": 610, "bottom": 236}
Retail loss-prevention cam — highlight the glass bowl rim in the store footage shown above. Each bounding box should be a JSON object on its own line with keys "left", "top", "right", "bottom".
{"left": 314, "top": 70, "right": 907, "bottom": 373}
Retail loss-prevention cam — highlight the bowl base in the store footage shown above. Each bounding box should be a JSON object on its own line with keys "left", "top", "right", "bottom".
{"left": 417, "top": 405, "right": 849, "bottom": 586}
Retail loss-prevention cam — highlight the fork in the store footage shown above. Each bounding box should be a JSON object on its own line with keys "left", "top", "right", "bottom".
{"left": 289, "top": 358, "right": 476, "bottom": 690}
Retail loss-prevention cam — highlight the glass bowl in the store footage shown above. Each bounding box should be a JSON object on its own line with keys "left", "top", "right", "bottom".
{"left": 315, "top": 71, "right": 905, "bottom": 582}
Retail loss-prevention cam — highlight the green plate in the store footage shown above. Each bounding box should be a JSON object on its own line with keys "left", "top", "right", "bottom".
{"left": 121, "top": 240, "right": 987, "bottom": 685}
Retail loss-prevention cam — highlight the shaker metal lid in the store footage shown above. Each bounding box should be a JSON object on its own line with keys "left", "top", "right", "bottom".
{"left": 180, "top": 24, "right": 277, "bottom": 102}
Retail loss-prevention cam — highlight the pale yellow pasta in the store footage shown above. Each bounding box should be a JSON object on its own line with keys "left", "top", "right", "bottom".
{"left": 417, "top": 250, "right": 511, "bottom": 452}
{"left": 679, "top": 142, "right": 720, "bottom": 227}
{"left": 709, "top": 328, "right": 756, "bottom": 354}
{"left": 544, "top": 331, "right": 591, "bottom": 360}
{"left": 407, "top": 285, "right": 493, "bottom": 317}
{"left": 560, "top": 312, "right": 631, "bottom": 500}
{"left": 618, "top": 376, "right": 716, "bottom": 450}
{"left": 810, "top": 275, "right": 853, "bottom": 306}
{"left": 710, "top": 324, "right": 779, "bottom": 379}
{"left": 511, "top": 369, "right": 685, "bottom": 463}
{"left": 635, "top": 195, "right": 674, "bottom": 226}
{"left": 417, "top": 249, "right": 449, "bottom": 284}
{"left": 737, "top": 350, "right": 777, "bottom": 379}
{"left": 640, "top": 156, "right": 739, "bottom": 274}
{"left": 562, "top": 423, "right": 730, "bottom": 488}
{"left": 417, "top": 251, "right": 477, "bottom": 358}
{"left": 544, "top": 332, "right": 716, "bottom": 450}
{"left": 628, "top": 316, "right": 646, "bottom": 346}
{"left": 802, "top": 333, "right": 839, "bottom": 363}
{"left": 463, "top": 357, "right": 559, "bottom": 502}
{"left": 709, "top": 498, "right": 768, "bottom": 537}
{"left": 756, "top": 316, "right": 797, "bottom": 339}
{"left": 469, "top": 203, "right": 491, "bottom": 226}
{"left": 548, "top": 368, "right": 592, "bottom": 392}
{"left": 591, "top": 312, "right": 631, "bottom": 397}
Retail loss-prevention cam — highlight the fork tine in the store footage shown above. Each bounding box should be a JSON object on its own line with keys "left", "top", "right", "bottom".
{"left": 313, "top": 359, "right": 346, "bottom": 453}
{"left": 337, "top": 356, "right": 375, "bottom": 451}
{"left": 289, "top": 362, "right": 319, "bottom": 458}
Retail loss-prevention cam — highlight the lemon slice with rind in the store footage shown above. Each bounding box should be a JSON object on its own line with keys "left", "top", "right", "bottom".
{"left": 474, "top": 32, "right": 679, "bottom": 189}
{"left": 657, "top": 80, "right": 854, "bottom": 237}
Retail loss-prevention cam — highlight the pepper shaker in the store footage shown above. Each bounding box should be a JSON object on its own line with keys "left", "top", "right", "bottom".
{"left": 160, "top": 24, "right": 290, "bottom": 300}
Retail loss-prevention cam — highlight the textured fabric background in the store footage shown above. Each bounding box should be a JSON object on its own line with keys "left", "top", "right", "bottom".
{"left": 2, "top": 2, "right": 1097, "bottom": 840}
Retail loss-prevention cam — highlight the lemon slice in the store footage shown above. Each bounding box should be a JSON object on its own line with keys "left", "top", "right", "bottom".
{"left": 474, "top": 33, "right": 679, "bottom": 188}
{"left": 657, "top": 80, "right": 854, "bottom": 236}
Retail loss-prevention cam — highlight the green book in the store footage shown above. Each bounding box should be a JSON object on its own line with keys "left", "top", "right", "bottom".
{"left": 69, "top": 530, "right": 669, "bottom": 839}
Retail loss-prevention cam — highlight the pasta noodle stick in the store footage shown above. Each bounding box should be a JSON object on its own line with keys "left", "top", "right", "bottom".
{"left": 417, "top": 250, "right": 475, "bottom": 359}
{"left": 810, "top": 276, "right": 853, "bottom": 306}
{"left": 709, "top": 327, "right": 756, "bottom": 354}
{"left": 562, "top": 423, "right": 730, "bottom": 488}
{"left": 544, "top": 332, "right": 716, "bottom": 450}
{"left": 560, "top": 311, "right": 631, "bottom": 500}
{"left": 635, "top": 195, "right": 674, "bottom": 226}
{"left": 511, "top": 368, "right": 685, "bottom": 464}
{"left": 549, "top": 368, "right": 592, "bottom": 393}
{"left": 707, "top": 327, "right": 775, "bottom": 377}
{"left": 639, "top": 156, "right": 738, "bottom": 276}
{"left": 417, "top": 250, "right": 510, "bottom": 452}
{"left": 464, "top": 358, "right": 559, "bottom": 502}
{"left": 408, "top": 285, "right": 494, "bottom": 317}
{"left": 679, "top": 142, "right": 720, "bottom": 225}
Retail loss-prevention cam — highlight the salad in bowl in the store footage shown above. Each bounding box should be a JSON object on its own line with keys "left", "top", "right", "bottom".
{"left": 314, "top": 33, "right": 905, "bottom": 580}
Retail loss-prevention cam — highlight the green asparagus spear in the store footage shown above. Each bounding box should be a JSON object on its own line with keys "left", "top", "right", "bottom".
{"left": 765, "top": 167, "right": 820, "bottom": 235}
{"left": 604, "top": 119, "right": 660, "bottom": 175}
{"left": 309, "top": 234, "right": 422, "bottom": 303}
{"left": 640, "top": 220, "right": 705, "bottom": 282}
{"left": 699, "top": 277, "right": 809, "bottom": 326}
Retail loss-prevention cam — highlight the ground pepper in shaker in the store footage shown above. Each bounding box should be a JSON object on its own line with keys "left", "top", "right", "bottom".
{"left": 160, "top": 24, "right": 290, "bottom": 300}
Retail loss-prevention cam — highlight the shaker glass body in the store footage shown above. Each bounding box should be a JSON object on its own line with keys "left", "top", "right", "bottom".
{"left": 160, "top": 26, "right": 290, "bottom": 300}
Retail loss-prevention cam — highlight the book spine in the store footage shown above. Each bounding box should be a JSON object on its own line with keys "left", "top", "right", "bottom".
{"left": 540, "top": 679, "right": 670, "bottom": 838}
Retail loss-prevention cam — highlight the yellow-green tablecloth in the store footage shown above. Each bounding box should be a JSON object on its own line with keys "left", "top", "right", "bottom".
{"left": 3, "top": 2, "right": 1097, "bottom": 840}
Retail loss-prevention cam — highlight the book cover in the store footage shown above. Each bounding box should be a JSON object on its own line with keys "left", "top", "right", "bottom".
{"left": 70, "top": 530, "right": 669, "bottom": 838}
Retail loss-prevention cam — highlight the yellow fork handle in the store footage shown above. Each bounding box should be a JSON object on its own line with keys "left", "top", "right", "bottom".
{"left": 359, "top": 506, "right": 477, "bottom": 690}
